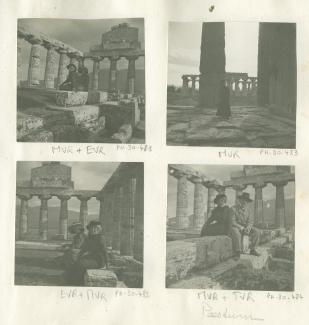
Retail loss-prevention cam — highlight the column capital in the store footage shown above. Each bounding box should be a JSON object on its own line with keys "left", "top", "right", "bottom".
{"left": 91, "top": 56, "right": 102, "bottom": 62}
{"left": 272, "top": 181, "right": 288, "bottom": 187}
{"left": 57, "top": 47, "right": 68, "bottom": 55}
{"left": 26, "top": 36, "right": 42, "bottom": 45}
{"left": 253, "top": 182, "right": 266, "bottom": 189}
{"left": 17, "top": 194, "right": 32, "bottom": 201}
{"left": 171, "top": 170, "right": 187, "bottom": 180}
{"left": 57, "top": 195, "right": 71, "bottom": 201}
{"left": 126, "top": 55, "right": 139, "bottom": 61}
{"left": 38, "top": 194, "right": 52, "bottom": 200}
{"left": 96, "top": 195, "right": 104, "bottom": 202}
{"left": 42, "top": 40, "right": 56, "bottom": 50}
{"left": 110, "top": 55, "right": 120, "bottom": 61}
{"left": 188, "top": 175, "right": 203, "bottom": 184}
{"left": 76, "top": 195, "right": 92, "bottom": 201}
{"left": 232, "top": 184, "right": 247, "bottom": 191}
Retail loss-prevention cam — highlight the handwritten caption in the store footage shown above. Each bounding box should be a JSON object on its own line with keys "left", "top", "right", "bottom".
{"left": 197, "top": 291, "right": 304, "bottom": 322}
{"left": 51, "top": 144, "right": 152, "bottom": 156}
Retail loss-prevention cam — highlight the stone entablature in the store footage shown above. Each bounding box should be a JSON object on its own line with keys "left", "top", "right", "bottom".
{"left": 168, "top": 165, "right": 295, "bottom": 233}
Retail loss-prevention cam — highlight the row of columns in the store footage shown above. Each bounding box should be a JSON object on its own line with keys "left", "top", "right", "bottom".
{"left": 18, "top": 35, "right": 142, "bottom": 94}
{"left": 225, "top": 77, "right": 258, "bottom": 96}
{"left": 182, "top": 75, "right": 199, "bottom": 91}
{"left": 17, "top": 193, "right": 95, "bottom": 241}
{"left": 98, "top": 175, "right": 144, "bottom": 261}
{"left": 171, "top": 171, "right": 291, "bottom": 230}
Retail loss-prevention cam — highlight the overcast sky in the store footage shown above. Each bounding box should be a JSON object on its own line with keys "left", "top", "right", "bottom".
{"left": 18, "top": 18, "right": 145, "bottom": 81}
{"left": 167, "top": 165, "right": 295, "bottom": 219}
{"left": 16, "top": 161, "right": 120, "bottom": 213}
{"left": 168, "top": 22, "right": 259, "bottom": 86}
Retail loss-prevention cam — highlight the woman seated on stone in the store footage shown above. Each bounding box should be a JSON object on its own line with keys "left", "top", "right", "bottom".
{"left": 67, "top": 220, "right": 109, "bottom": 286}
{"left": 200, "top": 194, "right": 233, "bottom": 237}
{"left": 59, "top": 63, "right": 78, "bottom": 91}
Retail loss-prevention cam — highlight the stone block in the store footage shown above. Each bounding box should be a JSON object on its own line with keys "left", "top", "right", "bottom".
{"left": 87, "top": 91, "right": 108, "bottom": 104}
{"left": 20, "top": 129, "right": 53, "bottom": 142}
{"left": 268, "top": 257, "right": 294, "bottom": 272}
{"left": 55, "top": 91, "right": 88, "bottom": 107}
{"left": 84, "top": 269, "right": 118, "bottom": 287}
{"left": 17, "top": 112, "right": 44, "bottom": 139}
{"left": 111, "top": 124, "right": 133, "bottom": 143}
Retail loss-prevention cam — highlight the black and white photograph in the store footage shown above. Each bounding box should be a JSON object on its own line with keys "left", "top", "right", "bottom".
{"left": 17, "top": 18, "right": 145, "bottom": 143}
{"left": 167, "top": 22, "right": 297, "bottom": 148}
{"left": 166, "top": 164, "right": 295, "bottom": 290}
{"left": 15, "top": 161, "right": 144, "bottom": 288}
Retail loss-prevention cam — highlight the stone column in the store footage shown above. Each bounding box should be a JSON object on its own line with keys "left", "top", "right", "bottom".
{"left": 134, "top": 175, "right": 144, "bottom": 261}
{"left": 191, "top": 176, "right": 204, "bottom": 228}
{"left": 206, "top": 185, "right": 217, "bottom": 220}
{"left": 44, "top": 43, "right": 57, "bottom": 89}
{"left": 97, "top": 196, "right": 106, "bottom": 230}
{"left": 199, "top": 22, "right": 226, "bottom": 107}
{"left": 192, "top": 77, "right": 196, "bottom": 91}
{"left": 111, "top": 188, "right": 122, "bottom": 252}
{"left": 58, "top": 195, "right": 70, "bottom": 240}
{"left": 175, "top": 172, "right": 189, "bottom": 228}
{"left": 182, "top": 76, "right": 189, "bottom": 93}
{"left": 27, "top": 38, "right": 41, "bottom": 87}
{"left": 57, "top": 49, "right": 69, "bottom": 88}
{"left": 78, "top": 196, "right": 90, "bottom": 228}
{"left": 91, "top": 57, "right": 101, "bottom": 90}
{"left": 109, "top": 56, "right": 119, "bottom": 92}
{"left": 17, "top": 194, "right": 32, "bottom": 240}
{"left": 254, "top": 183, "right": 266, "bottom": 225}
{"left": 17, "top": 38, "right": 23, "bottom": 87}
{"left": 233, "top": 185, "right": 247, "bottom": 205}
{"left": 39, "top": 195, "right": 51, "bottom": 241}
{"left": 120, "top": 178, "right": 136, "bottom": 256}
{"left": 273, "top": 181, "right": 288, "bottom": 229}
{"left": 127, "top": 56, "right": 138, "bottom": 94}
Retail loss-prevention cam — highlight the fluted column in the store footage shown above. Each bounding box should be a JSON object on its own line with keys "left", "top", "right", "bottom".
{"left": 111, "top": 188, "right": 122, "bottom": 252}
{"left": 17, "top": 38, "right": 23, "bottom": 87}
{"left": 254, "top": 183, "right": 266, "bottom": 225}
{"left": 134, "top": 175, "right": 144, "bottom": 261}
{"left": 127, "top": 56, "right": 138, "bottom": 94}
{"left": 192, "top": 77, "right": 196, "bottom": 91}
{"left": 27, "top": 38, "right": 41, "bottom": 87}
{"left": 57, "top": 49, "right": 69, "bottom": 88}
{"left": 191, "top": 176, "right": 204, "bottom": 228}
{"left": 17, "top": 194, "right": 32, "bottom": 240}
{"left": 175, "top": 172, "right": 189, "bottom": 228}
{"left": 120, "top": 178, "right": 136, "bottom": 256}
{"left": 109, "top": 56, "right": 119, "bottom": 92}
{"left": 39, "top": 195, "right": 51, "bottom": 241}
{"left": 273, "top": 181, "right": 288, "bottom": 229}
{"left": 58, "top": 195, "right": 70, "bottom": 240}
{"left": 182, "top": 76, "right": 189, "bottom": 89}
{"left": 206, "top": 185, "right": 217, "bottom": 221}
{"left": 44, "top": 43, "right": 57, "bottom": 88}
{"left": 91, "top": 57, "right": 101, "bottom": 90}
{"left": 77, "top": 196, "right": 90, "bottom": 228}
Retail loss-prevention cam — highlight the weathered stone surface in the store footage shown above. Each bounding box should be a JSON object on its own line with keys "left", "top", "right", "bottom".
{"left": 111, "top": 124, "right": 133, "bottom": 143}
{"left": 55, "top": 91, "right": 88, "bottom": 106}
{"left": 186, "top": 128, "right": 245, "bottom": 143}
{"left": 84, "top": 269, "right": 118, "bottom": 287}
{"left": 87, "top": 91, "right": 108, "bottom": 104}
{"left": 69, "top": 105, "right": 99, "bottom": 125}
{"left": 17, "top": 112, "right": 44, "bottom": 139}
{"left": 21, "top": 129, "right": 53, "bottom": 142}
{"left": 166, "top": 236, "right": 233, "bottom": 285}
{"left": 268, "top": 256, "right": 294, "bottom": 272}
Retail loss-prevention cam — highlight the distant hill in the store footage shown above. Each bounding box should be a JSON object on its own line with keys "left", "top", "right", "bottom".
{"left": 167, "top": 198, "right": 295, "bottom": 228}
{"left": 15, "top": 205, "right": 99, "bottom": 239}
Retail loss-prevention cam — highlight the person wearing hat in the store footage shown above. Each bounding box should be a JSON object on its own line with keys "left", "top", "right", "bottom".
{"left": 200, "top": 194, "right": 234, "bottom": 237}
{"left": 216, "top": 79, "right": 231, "bottom": 119}
{"left": 231, "top": 192, "right": 260, "bottom": 257}
{"left": 68, "top": 220, "right": 109, "bottom": 286}
{"left": 59, "top": 63, "right": 78, "bottom": 91}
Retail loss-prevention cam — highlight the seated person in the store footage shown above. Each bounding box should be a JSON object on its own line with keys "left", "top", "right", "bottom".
{"left": 59, "top": 63, "right": 78, "bottom": 91}
{"left": 200, "top": 194, "right": 233, "bottom": 237}
{"left": 231, "top": 192, "right": 260, "bottom": 257}
{"left": 77, "top": 64, "right": 89, "bottom": 91}
{"left": 67, "top": 220, "right": 109, "bottom": 286}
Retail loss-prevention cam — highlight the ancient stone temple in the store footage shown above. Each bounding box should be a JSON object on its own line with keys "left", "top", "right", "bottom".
{"left": 257, "top": 23, "right": 297, "bottom": 118}
{"left": 16, "top": 162, "right": 144, "bottom": 263}
{"left": 199, "top": 22, "right": 226, "bottom": 107}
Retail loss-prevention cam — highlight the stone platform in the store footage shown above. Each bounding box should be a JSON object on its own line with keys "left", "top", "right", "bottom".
{"left": 84, "top": 269, "right": 118, "bottom": 287}
{"left": 167, "top": 105, "right": 296, "bottom": 148}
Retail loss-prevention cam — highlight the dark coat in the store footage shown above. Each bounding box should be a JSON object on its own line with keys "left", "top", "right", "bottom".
{"left": 216, "top": 85, "right": 231, "bottom": 118}
{"left": 200, "top": 205, "right": 234, "bottom": 237}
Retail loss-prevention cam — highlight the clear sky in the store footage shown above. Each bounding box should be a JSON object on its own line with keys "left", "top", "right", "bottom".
{"left": 168, "top": 22, "right": 259, "bottom": 86}
{"left": 18, "top": 18, "right": 145, "bottom": 81}
{"left": 167, "top": 165, "right": 295, "bottom": 219}
{"left": 16, "top": 161, "right": 120, "bottom": 214}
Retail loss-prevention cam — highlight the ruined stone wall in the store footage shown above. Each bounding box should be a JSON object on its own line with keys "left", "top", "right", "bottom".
{"left": 257, "top": 23, "right": 297, "bottom": 118}
{"left": 199, "top": 22, "right": 226, "bottom": 108}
